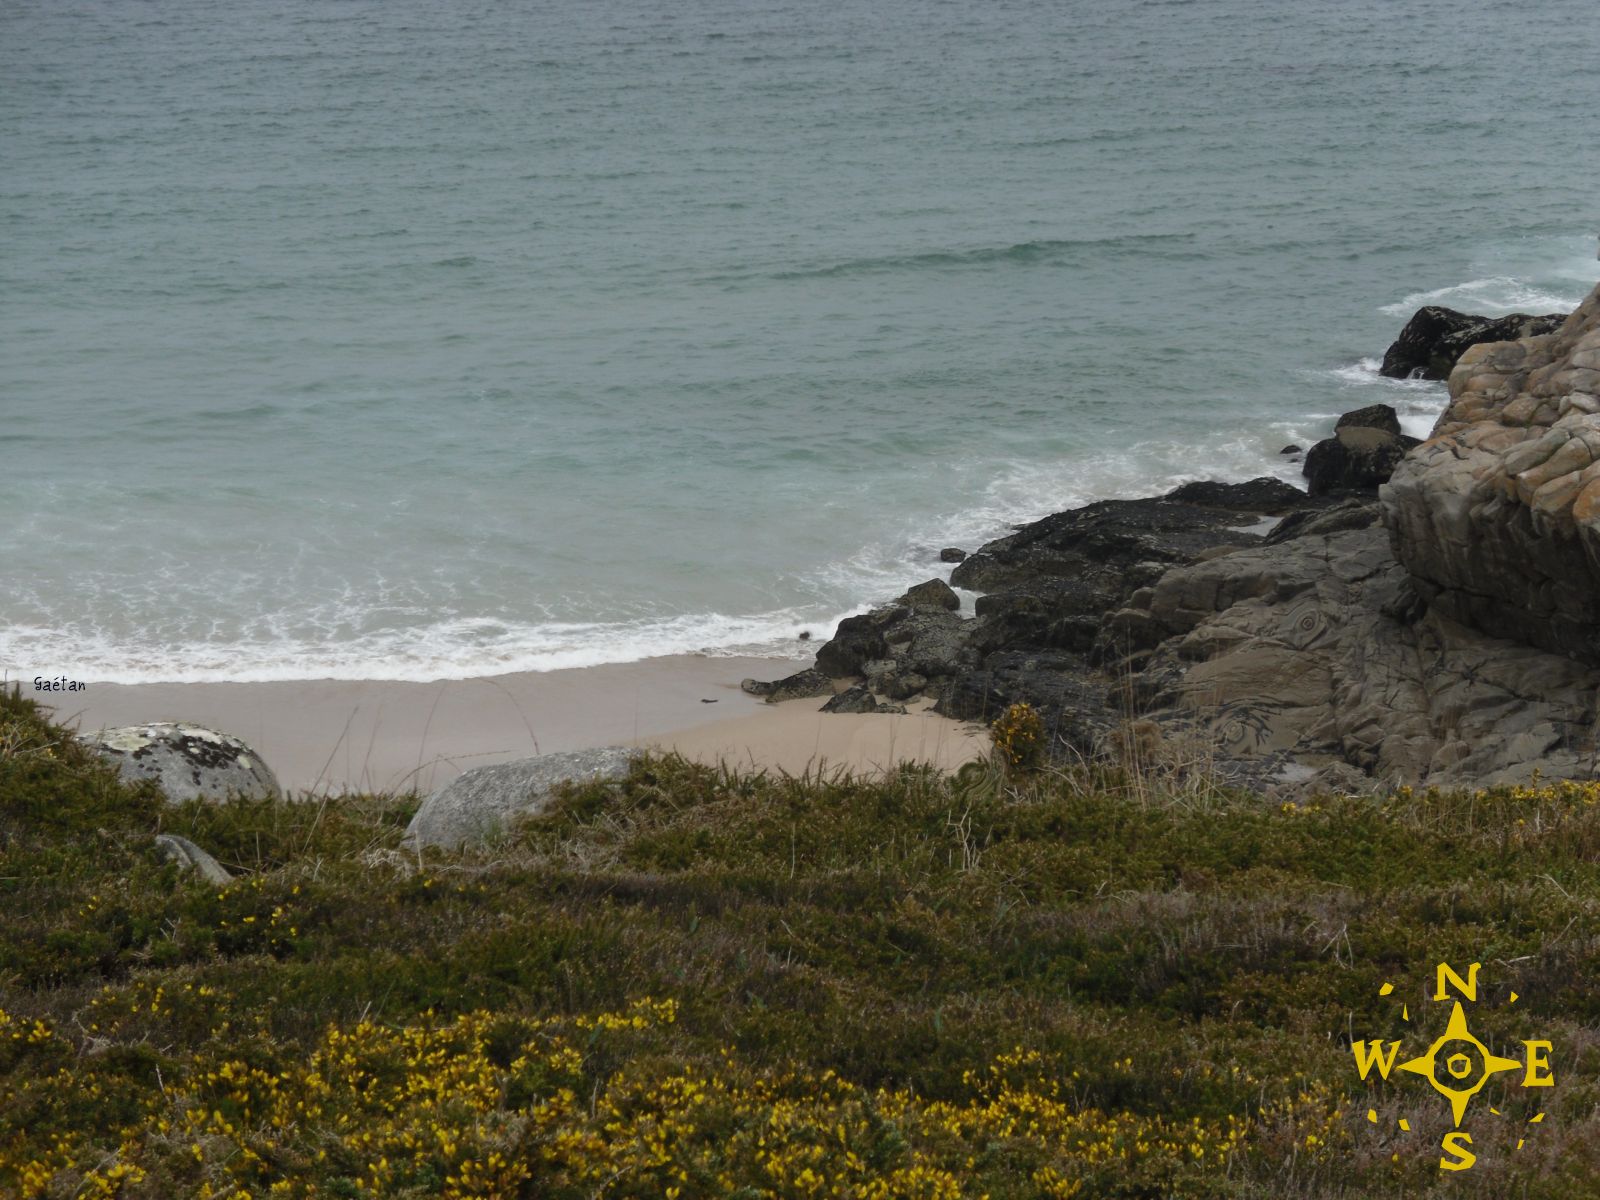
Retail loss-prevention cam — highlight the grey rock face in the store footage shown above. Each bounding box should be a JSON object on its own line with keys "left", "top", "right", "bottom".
{"left": 153, "top": 834, "right": 234, "bottom": 886}
{"left": 83, "top": 723, "right": 282, "bottom": 804}
{"left": 403, "top": 746, "right": 635, "bottom": 851}
{"left": 1382, "top": 282, "right": 1600, "bottom": 663}
{"left": 1120, "top": 523, "right": 1600, "bottom": 786}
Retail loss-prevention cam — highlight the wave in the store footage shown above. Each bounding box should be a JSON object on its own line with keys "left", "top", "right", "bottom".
{"left": 1378, "top": 275, "right": 1579, "bottom": 318}
{"left": 1319, "top": 358, "right": 1448, "bottom": 439}
{"left": 1, "top": 609, "right": 821, "bottom": 686}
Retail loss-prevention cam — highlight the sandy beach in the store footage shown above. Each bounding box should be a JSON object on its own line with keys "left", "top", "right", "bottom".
{"left": 46, "top": 654, "right": 987, "bottom": 795}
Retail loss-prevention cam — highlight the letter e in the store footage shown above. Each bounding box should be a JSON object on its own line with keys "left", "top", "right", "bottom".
{"left": 1523, "top": 1041, "right": 1554, "bottom": 1087}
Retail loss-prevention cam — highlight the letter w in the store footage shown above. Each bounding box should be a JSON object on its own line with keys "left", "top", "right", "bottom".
{"left": 1352, "top": 1040, "right": 1402, "bottom": 1080}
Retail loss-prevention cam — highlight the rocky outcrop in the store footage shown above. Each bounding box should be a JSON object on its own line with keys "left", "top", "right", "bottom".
{"left": 83, "top": 723, "right": 282, "bottom": 804}
{"left": 1380, "top": 305, "right": 1567, "bottom": 381}
{"left": 1111, "top": 511, "right": 1598, "bottom": 786}
{"left": 949, "top": 478, "right": 1306, "bottom": 594}
{"left": 748, "top": 282, "right": 1600, "bottom": 793}
{"left": 748, "top": 478, "right": 1319, "bottom": 754}
{"left": 1302, "top": 405, "right": 1419, "bottom": 496}
{"left": 403, "top": 747, "right": 634, "bottom": 851}
{"left": 1382, "top": 283, "right": 1600, "bottom": 663}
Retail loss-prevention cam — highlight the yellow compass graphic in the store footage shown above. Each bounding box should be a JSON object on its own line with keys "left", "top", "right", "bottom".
{"left": 1395, "top": 1000, "right": 1523, "bottom": 1127}
{"left": 1352, "top": 961, "right": 1555, "bottom": 1172}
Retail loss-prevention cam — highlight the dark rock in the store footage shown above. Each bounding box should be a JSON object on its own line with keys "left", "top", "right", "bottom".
{"left": 1335, "top": 403, "right": 1402, "bottom": 437}
{"left": 949, "top": 493, "right": 1290, "bottom": 595}
{"left": 938, "top": 650, "right": 1115, "bottom": 758}
{"left": 939, "top": 547, "right": 968, "bottom": 563}
{"left": 969, "top": 577, "right": 1118, "bottom": 655}
{"left": 1161, "top": 477, "right": 1306, "bottom": 512}
{"left": 881, "top": 670, "right": 929, "bottom": 701}
{"left": 896, "top": 578, "right": 961, "bottom": 612}
{"left": 821, "top": 684, "right": 879, "bottom": 714}
{"left": 814, "top": 611, "right": 896, "bottom": 677}
{"left": 1379, "top": 305, "right": 1567, "bottom": 381}
{"left": 742, "top": 667, "right": 834, "bottom": 703}
{"left": 1302, "top": 426, "right": 1419, "bottom": 496}
{"left": 1280, "top": 444, "right": 1302, "bottom": 455}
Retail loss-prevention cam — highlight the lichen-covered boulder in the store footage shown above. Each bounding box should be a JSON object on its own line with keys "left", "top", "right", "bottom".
{"left": 83, "top": 723, "right": 282, "bottom": 803}
{"left": 402, "top": 746, "right": 635, "bottom": 851}
{"left": 1382, "top": 282, "right": 1600, "bottom": 662}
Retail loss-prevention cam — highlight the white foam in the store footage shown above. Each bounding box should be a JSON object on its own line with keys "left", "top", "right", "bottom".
{"left": 1, "top": 609, "right": 817, "bottom": 685}
{"left": 1378, "top": 276, "right": 1576, "bottom": 318}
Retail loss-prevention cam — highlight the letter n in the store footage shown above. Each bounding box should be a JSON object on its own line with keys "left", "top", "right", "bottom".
{"left": 1433, "top": 961, "right": 1480, "bottom": 1002}
{"left": 1352, "top": 1040, "right": 1402, "bottom": 1080}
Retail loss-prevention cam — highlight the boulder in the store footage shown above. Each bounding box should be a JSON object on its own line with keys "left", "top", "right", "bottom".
{"left": 821, "top": 684, "right": 879, "bottom": 714}
{"left": 83, "top": 723, "right": 282, "bottom": 804}
{"left": 742, "top": 668, "right": 833, "bottom": 703}
{"left": 1335, "top": 403, "right": 1402, "bottom": 437}
{"left": 403, "top": 746, "right": 634, "bottom": 851}
{"left": 153, "top": 834, "right": 233, "bottom": 886}
{"left": 1380, "top": 305, "right": 1568, "bottom": 381}
{"left": 1382, "top": 283, "right": 1600, "bottom": 662}
{"left": 814, "top": 610, "right": 898, "bottom": 677}
{"left": 1303, "top": 425, "right": 1418, "bottom": 496}
{"left": 939, "top": 547, "right": 968, "bottom": 563}
{"left": 896, "top": 578, "right": 961, "bottom": 612}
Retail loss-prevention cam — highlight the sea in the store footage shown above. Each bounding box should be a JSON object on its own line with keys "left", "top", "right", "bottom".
{"left": 4, "top": 0, "right": 1598, "bottom": 684}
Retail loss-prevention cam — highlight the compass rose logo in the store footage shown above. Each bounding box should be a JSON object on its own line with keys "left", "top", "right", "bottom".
{"left": 1351, "top": 961, "right": 1554, "bottom": 1171}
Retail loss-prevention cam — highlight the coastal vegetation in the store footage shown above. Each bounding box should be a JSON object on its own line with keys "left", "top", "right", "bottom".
{"left": 3, "top": 686, "right": 1598, "bottom": 1197}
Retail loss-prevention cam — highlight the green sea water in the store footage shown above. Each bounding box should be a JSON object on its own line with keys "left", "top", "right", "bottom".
{"left": 3, "top": 0, "right": 1597, "bottom": 681}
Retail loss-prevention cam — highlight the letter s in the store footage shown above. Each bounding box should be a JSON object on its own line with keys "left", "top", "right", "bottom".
{"left": 1440, "top": 1131, "right": 1476, "bottom": 1172}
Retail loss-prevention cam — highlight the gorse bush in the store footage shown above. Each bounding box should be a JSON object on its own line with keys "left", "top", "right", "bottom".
{"left": 989, "top": 702, "right": 1044, "bottom": 775}
{"left": 2, "top": 686, "right": 1598, "bottom": 1197}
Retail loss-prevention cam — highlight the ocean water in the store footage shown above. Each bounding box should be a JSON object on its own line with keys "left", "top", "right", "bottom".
{"left": 3, "top": 0, "right": 1598, "bottom": 683}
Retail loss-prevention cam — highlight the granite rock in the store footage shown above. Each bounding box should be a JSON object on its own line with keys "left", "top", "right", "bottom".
{"left": 83, "top": 723, "right": 282, "bottom": 804}
{"left": 154, "top": 833, "right": 234, "bottom": 886}
{"left": 1382, "top": 282, "right": 1600, "bottom": 662}
{"left": 403, "top": 746, "right": 635, "bottom": 850}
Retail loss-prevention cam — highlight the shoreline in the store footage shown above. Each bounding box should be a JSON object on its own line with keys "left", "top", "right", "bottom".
{"left": 47, "top": 653, "right": 987, "bottom": 795}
